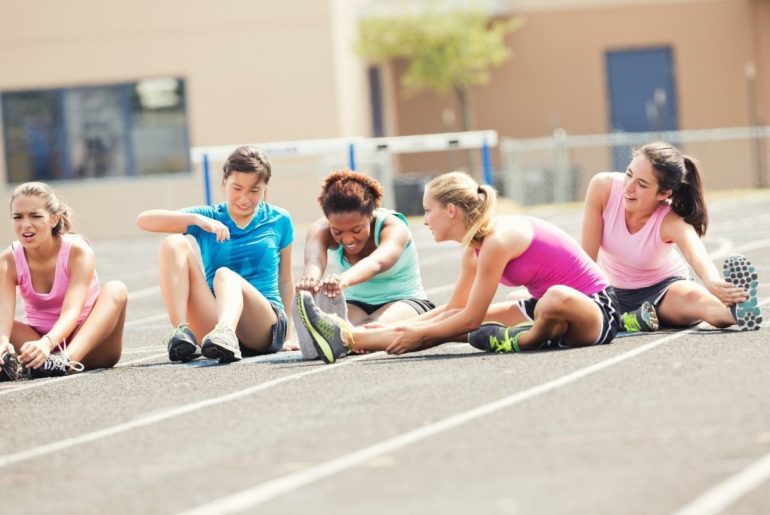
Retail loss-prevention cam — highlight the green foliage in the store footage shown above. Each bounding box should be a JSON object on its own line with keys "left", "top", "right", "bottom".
{"left": 357, "top": 6, "right": 523, "bottom": 95}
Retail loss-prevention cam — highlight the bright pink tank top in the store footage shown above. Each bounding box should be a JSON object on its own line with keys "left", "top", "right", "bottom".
{"left": 12, "top": 233, "right": 101, "bottom": 334}
{"left": 597, "top": 174, "right": 688, "bottom": 289}
{"left": 477, "top": 217, "right": 608, "bottom": 299}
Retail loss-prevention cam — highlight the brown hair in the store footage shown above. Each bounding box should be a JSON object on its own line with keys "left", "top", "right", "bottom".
{"left": 10, "top": 182, "right": 74, "bottom": 236}
{"left": 425, "top": 171, "right": 497, "bottom": 246}
{"left": 223, "top": 146, "right": 272, "bottom": 184}
{"left": 635, "top": 141, "right": 708, "bottom": 236}
{"left": 317, "top": 169, "right": 383, "bottom": 217}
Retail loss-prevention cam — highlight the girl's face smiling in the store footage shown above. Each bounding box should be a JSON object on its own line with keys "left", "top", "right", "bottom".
{"left": 327, "top": 211, "right": 372, "bottom": 256}
{"left": 11, "top": 195, "right": 58, "bottom": 248}
{"left": 622, "top": 155, "right": 671, "bottom": 213}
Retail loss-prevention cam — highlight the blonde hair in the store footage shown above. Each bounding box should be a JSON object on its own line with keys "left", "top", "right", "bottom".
{"left": 425, "top": 171, "right": 497, "bottom": 246}
{"left": 10, "top": 182, "right": 74, "bottom": 236}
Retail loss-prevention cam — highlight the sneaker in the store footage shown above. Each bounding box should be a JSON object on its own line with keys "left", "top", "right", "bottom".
{"left": 201, "top": 325, "right": 242, "bottom": 362}
{"left": 27, "top": 352, "right": 84, "bottom": 379}
{"left": 723, "top": 254, "right": 763, "bottom": 331}
{"left": 468, "top": 321, "right": 534, "bottom": 353}
{"left": 0, "top": 351, "right": 21, "bottom": 382}
{"left": 293, "top": 291, "right": 349, "bottom": 360}
{"left": 621, "top": 301, "right": 659, "bottom": 333}
{"left": 164, "top": 324, "right": 201, "bottom": 362}
{"left": 295, "top": 291, "right": 352, "bottom": 364}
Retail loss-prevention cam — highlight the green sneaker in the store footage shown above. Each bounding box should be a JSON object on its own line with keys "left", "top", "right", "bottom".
{"left": 295, "top": 291, "right": 352, "bottom": 364}
{"left": 621, "top": 301, "right": 659, "bottom": 333}
{"left": 468, "top": 321, "right": 534, "bottom": 353}
{"left": 723, "top": 254, "right": 762, "bottom": 331}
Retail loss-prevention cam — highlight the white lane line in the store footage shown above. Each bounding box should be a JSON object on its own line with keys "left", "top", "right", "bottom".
{"left": 0, "top": 352, "right": 379, "bottom": 468}
{"left": 671, "top": 451, "right": 770, "bottom": 515}
{"left": 0, "top": 352, "right": 167, "bottom": 397}
{"left": 176, "top": 295, "right": 768, "bottom": 515}
{"left": 125, "top": 313, "right": 168, "bottom": 327}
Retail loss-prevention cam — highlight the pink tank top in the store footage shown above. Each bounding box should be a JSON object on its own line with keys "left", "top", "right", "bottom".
{"left": 477, "top": 217, "right": 608, "bottom": 299}
{"left": 597, "top": 174, "right": 688, "bottom": 289}
{"left": 12, "top": 233, "right": 101, "bottom": 334}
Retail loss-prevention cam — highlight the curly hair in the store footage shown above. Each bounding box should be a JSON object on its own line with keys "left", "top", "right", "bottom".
{"left": 317, "top": 169, "right": 383, "bottom": 217}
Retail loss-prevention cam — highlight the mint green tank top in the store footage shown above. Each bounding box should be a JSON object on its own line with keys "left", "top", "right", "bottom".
{"left": 335, "top": 209, "right": 427, "bottom": 304}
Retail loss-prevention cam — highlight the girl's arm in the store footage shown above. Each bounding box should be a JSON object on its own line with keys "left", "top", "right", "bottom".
{"left": 0, "top": 251, "right": 17, "bottom": 357}
{"left": 385, "top": 240, "right": 512, "bottom": 354}
{"left": 278, "top": 244, "right": 294, "bottom": 338}
{"left": 664, "top": 215, "right": 746, "bottom": 305}
{"left": 297, "top": 219, "right": 331, "bottom": 292}
{"left": 581, "top": 173, "right": 612, "bottom": 261}
{"left": 337, "top": 215, "right": 410, "bottom": 288}
{"left": 136, "top": 209, "right": 229, "bottom": 241}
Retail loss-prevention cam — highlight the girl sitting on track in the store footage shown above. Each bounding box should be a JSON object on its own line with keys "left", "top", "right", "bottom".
{"left": 136, "top": 146, "right": 294, "bottom": 364}
{"left": 582, "top": 141, "right": 762, "bottom": 332}
{"left": 0, "top": 182, "right": 127, "bottom": 381}
{"left": 294, "top": 169, "right": 435, "bottom": 363}
{"left": 295, "top": 170, "right": 620, "bottom": 360}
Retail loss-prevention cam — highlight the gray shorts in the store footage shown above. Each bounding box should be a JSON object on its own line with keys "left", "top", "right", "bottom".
{"left": 613, "top": 276, "right": 688, "bottom": 314}
{"left": 239, "top": 301, "right": 287, "bottom": 356}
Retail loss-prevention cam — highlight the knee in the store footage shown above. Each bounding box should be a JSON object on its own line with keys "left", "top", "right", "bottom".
{"left": 537, "top": 286, "right": 575, "bottom": 319}
{"left": 160, "top": 234, "right": 192, "bottom": 255}
{"left": 102, "top": 281, "right": 128, "bottom": 307}
{"left": 213, "top": 267, "right": 236, "bottom": 287}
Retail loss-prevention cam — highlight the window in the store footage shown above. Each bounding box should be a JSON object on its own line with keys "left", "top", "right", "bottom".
{"left": 1, "top": 77, "right": 190, "bottom": 183}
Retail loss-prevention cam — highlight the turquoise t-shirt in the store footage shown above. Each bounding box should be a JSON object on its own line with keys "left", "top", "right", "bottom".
{"left": 335, "top": 209, "right": 427, "bottom": 305}
{"left": 183, "top": 202, "right": 293, "bottom": 312}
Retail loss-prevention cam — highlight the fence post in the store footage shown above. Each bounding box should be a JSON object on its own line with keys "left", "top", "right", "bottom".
{"left": 348, "top": 142, "right": 357, "bottom": 171}
{"left": 481, "top": 140, "right": 493, "bottom": 185}
{"left": 501, "top": 138, "right": 523, "bottom": 203}
{"left": 203, "top": 153, "right": 212, "bottom": 205}
{"left": 552, "top": 129, "right": 571, "bottom": 203}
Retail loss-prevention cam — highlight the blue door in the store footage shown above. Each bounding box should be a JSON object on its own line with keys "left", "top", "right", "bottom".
{"left": 606, "top": 47, "right": 678, "bottom": 170}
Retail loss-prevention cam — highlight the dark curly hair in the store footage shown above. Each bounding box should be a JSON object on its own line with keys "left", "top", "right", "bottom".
{"left": 317, "top": 169, "right": 383, "bottom": 217}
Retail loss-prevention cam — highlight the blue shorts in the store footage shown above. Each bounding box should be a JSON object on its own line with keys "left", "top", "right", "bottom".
{"left": 239, "top": 301, "right": 287, "bottom": 356}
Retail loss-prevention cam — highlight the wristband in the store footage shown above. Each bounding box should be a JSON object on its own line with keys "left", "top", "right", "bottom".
{"left": 43, "top": 334, "right": 56, "bottom": 349}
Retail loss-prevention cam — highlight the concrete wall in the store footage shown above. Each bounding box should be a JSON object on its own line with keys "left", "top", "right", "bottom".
{"left": 390, "top": 0, "right": 769, "bottom": 173}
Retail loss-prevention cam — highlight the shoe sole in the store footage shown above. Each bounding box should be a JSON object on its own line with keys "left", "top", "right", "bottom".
{"left": 640, "top": 302, "right": 660, "bottom": 332}
{"left": 201, "top": 340, "right": 242, "bottom": 362}
{"left": 723, "top": 255, "right": 762, "bottom": 331}
{"left": 296, "top": 293, "right": 336, "bottom": 364}
{"left": 168, "top": 340, "right": 200, "bottom": 362}
{"left": 0, "top": 352, "right": 21, "bottom": 381}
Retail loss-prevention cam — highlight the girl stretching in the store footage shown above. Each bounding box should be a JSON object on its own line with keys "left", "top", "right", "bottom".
{"left": 295, "top": 171, "right": 620, "bottom": 361}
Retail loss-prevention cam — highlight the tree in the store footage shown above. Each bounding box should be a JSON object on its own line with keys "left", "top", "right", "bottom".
{"left": 357, "top": 3, "right": 523, "bottom": 133}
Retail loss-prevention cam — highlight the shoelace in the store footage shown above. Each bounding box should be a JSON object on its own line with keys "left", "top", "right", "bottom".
{"left": 622, "top": 312, "right": 642, "bottom": 332}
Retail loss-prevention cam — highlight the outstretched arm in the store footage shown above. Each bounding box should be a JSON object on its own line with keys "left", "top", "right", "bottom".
{"left": 336, "top": 215, "right": 410, "bottom": 288}
{"left": 297, "top": 219, "right": 331, "bottom": 293}
{"left": 665, "top": 215, "right": 747, "bottom": 305}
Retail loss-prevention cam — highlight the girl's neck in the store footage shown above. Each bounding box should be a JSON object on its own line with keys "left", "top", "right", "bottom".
{"left": 25, "top": 234, "right": 61, "bottom": 262}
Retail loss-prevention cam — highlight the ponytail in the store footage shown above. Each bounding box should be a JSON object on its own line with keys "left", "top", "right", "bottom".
{"left": 462, "top": 184, "right": 497, "bottom": 246}
{"left": 671, "top": 156, "right": 708, "bottom": 236}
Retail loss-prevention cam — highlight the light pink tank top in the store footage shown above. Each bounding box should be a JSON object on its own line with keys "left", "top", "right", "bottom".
{"left": 12, "top": 233, "right": 100, "bottom": 334}
{"left": 597, "top": 174, "right": 688, "bottom": 289}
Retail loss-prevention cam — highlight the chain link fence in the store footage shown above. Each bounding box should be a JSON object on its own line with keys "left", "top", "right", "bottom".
{"left": 500, "top": 127, "right": 770, "bottom": 206}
